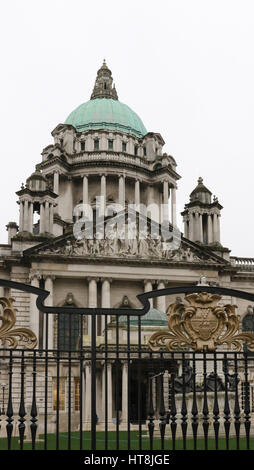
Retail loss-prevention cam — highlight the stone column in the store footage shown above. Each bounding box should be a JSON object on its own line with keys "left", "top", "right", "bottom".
{"left": 28, "top": 202, "right": 34, "bottom": 233}
{"left": 44, "top": 275, "right": 55, "bottom": 350}
{"left": 88, "top": 278, "right": 97, "bottom": 336}
{"left": 29, "top": 273, "right": 40, "bottom": 346}
{"left": 101, "top": 361, "right": 113, "bottom": 426}
{"left": 0, "top": 286, "right": 4, "bottom": 297}
{"left": 213, "top": 214, "right": 218, "bottom": 242}
{"left": 84, "top": 363, "right": 91, "bottom": 425}
{"left": 121, "top": 362, "right": 128, "bottom": 423}
{"left": 194, "top": 212, "right": 199, "bottom": 241}
{"left": 189, "top": 213, "right": 194, "bottom": 241}
{"left": 144, "top": 280, "right": 153, "bottom": 308}
{"left": 39, "top": 202, "right": 45, "bottom": 234}
{"left": 183, "top": 217, "right": 188, "bottom": 238}
{"left": 45, "top": 201, "right": 50, "bottom": 233}
{"left": 171, "top": 187, "right": 176, "bottom": 226}
{"left": 101, "top": 278, "right": 111, "bottom": 334}
{"left": 23, "top": 199, "right": 29, "bottom": 231}
{"left": 135, "top": 178, "right": 140, "bottom": 209}
{"left": 199, "top": 213, "right": 203, "bottom": 243}
{"left": 156, "top": 281, "right": 166, "bottom": 312}
{"left": 49, "top": 203, "right": 54, "bottom": 234}
{"left": 163, "top": 180, "right": 169, "bottom": 221}
{"left": 118, "top": 175, "right": 125, "bottom": 209}
{"left": 217, "top": 214, "right": 221, "bottom": 243}
{"left": 53, "top": 171, "right": 59, "bottom": 195}
{"left": 207, "top": 214, "right": 213, "bottom": 243}
{"left": 83, "top": 175, "right": 89, "bottom": 206}
{"left": 19, "top": 201, "right": 24, "bottom": 232}
{"left": 100, "top": 174, "right": 106, "bottom": 216}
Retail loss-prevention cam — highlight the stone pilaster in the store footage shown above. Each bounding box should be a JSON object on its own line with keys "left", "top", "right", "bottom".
{"left": 29, "top": 272, "right": 41, "bottom": 346}
{"left": 43, "top": 275, "right": 55, "bottom": 350}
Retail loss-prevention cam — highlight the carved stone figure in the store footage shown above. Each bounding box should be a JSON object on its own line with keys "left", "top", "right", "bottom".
{"left": 206, "top": 372, "right": 225, "bottom": 391}
{"left": 174, "top": 364, "right": 195, "bottom": 393}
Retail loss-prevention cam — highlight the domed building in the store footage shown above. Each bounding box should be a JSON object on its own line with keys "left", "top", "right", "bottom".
{"left": 0, "top": 61, "right": 254, "bottom": 436}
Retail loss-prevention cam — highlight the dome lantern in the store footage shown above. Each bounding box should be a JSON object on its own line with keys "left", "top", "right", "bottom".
{"left": 90, "top": 59, "right": 118, "bottom": 101}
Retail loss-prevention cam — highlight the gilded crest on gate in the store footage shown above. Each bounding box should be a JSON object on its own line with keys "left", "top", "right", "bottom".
{"left": 149, "top": 292, "right": 254, "bottom": 352}
{"left": 0, "top": 297, "right": 37, "bottom": 349}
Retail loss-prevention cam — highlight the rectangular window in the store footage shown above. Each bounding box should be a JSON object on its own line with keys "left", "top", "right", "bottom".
{"left": 94, "top": 139, "right": 99, "bottom": 151}
{"left": 81, "top": 141, "right": 85, "bottom": 151}
{"left": 122, "top": 142, "right": 127, "bottom": 152}
{"left": 74, "top": 378, "right": 80, "bottom": 411}
{"left": 108, "top": 139, "right": 114, "bottom": 150}
{"left": 53, "top": 378, "right": 65, "bottom": 411}
{"left": 60, "top": 138, "right": 63, "bottom": 147}
{"left": 134, "top": 145, "right": 138, "bottom": 156}
{"left": 143, "top": 146, "right": 147, "bottom": 157}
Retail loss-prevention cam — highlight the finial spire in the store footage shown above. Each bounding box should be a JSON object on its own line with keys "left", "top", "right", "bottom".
{"left": 90, "top": 60, "right": 118, "bottom": 100}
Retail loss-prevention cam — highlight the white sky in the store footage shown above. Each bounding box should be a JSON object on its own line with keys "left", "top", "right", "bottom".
{"left": 0, "top": 0, "right": 253, "bottom": 257}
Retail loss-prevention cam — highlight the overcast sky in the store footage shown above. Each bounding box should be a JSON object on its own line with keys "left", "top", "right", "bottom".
{"left": 0, "top": 0, "right": 253, "bottom": 257}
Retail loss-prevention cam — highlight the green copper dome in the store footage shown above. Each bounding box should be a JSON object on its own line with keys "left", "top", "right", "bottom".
{"left": 65, "top": 98, "right": 147, "bottom": 138}
{"left": 119, "top": 308, "right": 168, "bottom": 327}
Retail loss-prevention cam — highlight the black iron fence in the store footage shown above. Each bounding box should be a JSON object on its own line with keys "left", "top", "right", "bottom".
{"left": 0, "top": 280, "right": 254, "bottom": 451}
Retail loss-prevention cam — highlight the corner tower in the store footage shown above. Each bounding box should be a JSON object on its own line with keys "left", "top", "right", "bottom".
{"left": 181, "top": 177, "right": 223, "bottom": 245}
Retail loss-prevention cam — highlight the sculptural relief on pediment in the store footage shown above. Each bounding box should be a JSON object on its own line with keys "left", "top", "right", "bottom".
{"left": 36, "top": 233, "right": 211, "bottom": 263}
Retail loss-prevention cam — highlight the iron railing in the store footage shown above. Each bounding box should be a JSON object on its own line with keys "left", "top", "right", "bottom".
{"left": 0, "top": 280, "right": 254, "bottom": 451}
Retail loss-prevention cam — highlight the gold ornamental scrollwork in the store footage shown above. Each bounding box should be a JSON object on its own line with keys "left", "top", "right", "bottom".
{"left": 0, "top": 297, "right": 37, "bottom": 349}
{"left": 149, "top": 292, "right": 254, "bottom": 352}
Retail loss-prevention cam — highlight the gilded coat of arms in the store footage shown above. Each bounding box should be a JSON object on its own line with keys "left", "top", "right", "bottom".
{"left": 149, "top": 292, "right": 254, "bottom": 352}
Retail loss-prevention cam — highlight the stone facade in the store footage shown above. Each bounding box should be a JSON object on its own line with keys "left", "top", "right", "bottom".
{"left": 0, "top": 61, "right": 254, "bottom": 434}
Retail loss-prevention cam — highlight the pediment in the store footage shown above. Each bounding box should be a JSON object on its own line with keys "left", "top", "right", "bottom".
{"left": 23, "top": 210, "right": 227, "bottom": 266}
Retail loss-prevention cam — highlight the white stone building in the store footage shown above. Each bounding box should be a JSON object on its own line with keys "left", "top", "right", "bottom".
{"left": 0, "top": 61, "right": 254, "bottom": 434}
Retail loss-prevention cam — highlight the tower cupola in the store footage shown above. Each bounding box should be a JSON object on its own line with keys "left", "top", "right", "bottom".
{"left": 181, "top": 177, "right": 223, "bottom": 245}
{"left": 90, "top": 60, "right": 118, "bottom": 100}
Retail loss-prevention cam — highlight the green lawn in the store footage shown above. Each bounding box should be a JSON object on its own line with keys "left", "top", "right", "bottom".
{"left": 1, "top": 431, "right": 254, "bottom": 450}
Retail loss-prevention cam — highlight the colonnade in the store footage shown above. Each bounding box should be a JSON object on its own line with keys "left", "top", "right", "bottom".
{"left": 29, "top": 275, "right": 167, "bottom": 349}
{"left": 80, "top": 173, "right": 176, "bottom": 224}
{"left": 29, "top": 274, "right": 167, "bottom": 425}
{"left": 19, "top": 199, "right": 55, "bottom": 234}
{"left": 185, "top": 212, "right": 221, "bottom": 244}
